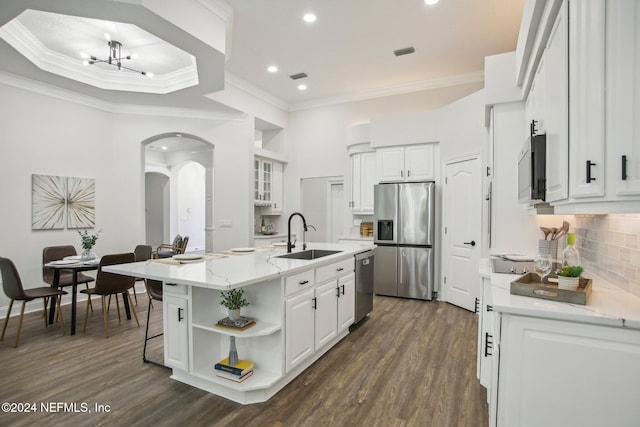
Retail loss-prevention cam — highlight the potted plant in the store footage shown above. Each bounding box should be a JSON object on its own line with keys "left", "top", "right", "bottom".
{"left": 557, "top": 265, "right": 583, "bottom": 290}
{"left": 220, "top": 288, "right": 249, "bottom": 321}
{"left": 78, "top": 229, "right": 101, "bottom": 260}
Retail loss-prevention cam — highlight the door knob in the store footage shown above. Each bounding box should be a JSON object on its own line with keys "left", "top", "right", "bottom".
{"left": 463, "top": 241, "right": 476, "bottom": 246}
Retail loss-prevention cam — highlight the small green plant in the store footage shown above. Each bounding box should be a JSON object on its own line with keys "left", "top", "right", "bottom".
{"left": 78, "top": 229, "right": 102, "bottom": 250}
{"left": 558, "top": 265, "right": 583, "bottom": 277}
{"left": 220, "top": 288, "right": 250, "bottom": 310}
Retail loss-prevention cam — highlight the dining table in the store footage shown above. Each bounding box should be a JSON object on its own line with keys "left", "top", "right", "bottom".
{"left": 45, "top": 258, "right": 131, "bottom": 335}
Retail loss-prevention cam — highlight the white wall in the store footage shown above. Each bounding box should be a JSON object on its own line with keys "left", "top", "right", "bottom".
{"left": 0, "top": 81, "right": 254, "bottom": 315}
{"left": 286, "top": 82, "right": 484, "bottom": 231}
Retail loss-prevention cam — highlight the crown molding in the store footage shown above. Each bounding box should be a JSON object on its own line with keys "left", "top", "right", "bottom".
{"left": 0, "top": 71, "right": 247, "bottom": 121}
{"left": 289, "top": 70, "right": 486, "bottom": 112}
{"left": 224, "top": 73, "right": 290, "bottom": 111}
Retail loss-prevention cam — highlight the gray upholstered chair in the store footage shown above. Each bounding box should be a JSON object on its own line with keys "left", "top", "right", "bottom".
{"left": 81, "top": 253, "right": 140, "bottom": 338}
{"left": 1, "top": 257, "right": 67, "bottom": 347}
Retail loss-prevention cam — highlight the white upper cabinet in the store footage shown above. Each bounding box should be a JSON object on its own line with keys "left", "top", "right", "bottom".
{"left": 255, "top": 156, "right": 284, "bottom": 214}
{"left": 376, "top": 144, "right": 434, "bottom": 182}
{"left": 543, "top": 0, "right": 569, "bottom": 203}
{"left": 351, "top": 152, "right": 376, "bottom": 213}
{"left": 608, "top": 0, "right": 640, "bottom": 196}
{"left": 263, "top": 161, "right": 283, "bottom": 214}
{"left": 568, "top": 0, "right": 606, "bottom": 199}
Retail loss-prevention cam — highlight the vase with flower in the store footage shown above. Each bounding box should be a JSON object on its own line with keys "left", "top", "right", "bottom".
{"left": 78, "top": 229, "right": 101, "bottom": 261}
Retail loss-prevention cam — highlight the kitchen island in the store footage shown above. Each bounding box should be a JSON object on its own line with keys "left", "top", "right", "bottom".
{"left": 478, "top": 260, "right": 640, "bottom": 427}
{"left": 105, "top": 242, "right": 374, "bottom": 404}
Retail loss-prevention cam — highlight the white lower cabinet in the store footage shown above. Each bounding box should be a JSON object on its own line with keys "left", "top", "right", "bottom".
{"left": 285, "top": 288, "right": 315, "bottom": 371}
{"left": 285, "top": 259, "right": 355, "bottom": 373}
{"left": 481, "top": 306, "right": 640, "bottom": 427}
{"left": 163, "top": 293, "right": 189, "bottom": 371}
{"left": 337, "top": 273, "right": 355, "bottom": 333}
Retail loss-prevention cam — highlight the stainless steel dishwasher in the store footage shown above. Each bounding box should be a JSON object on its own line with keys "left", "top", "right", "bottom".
{"left": 354, "top": 249, "right": 374, "bottom": 324}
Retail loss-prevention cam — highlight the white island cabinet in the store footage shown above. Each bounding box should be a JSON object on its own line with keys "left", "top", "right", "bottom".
{"left": 104, "top": 242, "right": 372, "bottom": 404}
{"left": 477, "top": 264, "right": 640, "bottom": 427}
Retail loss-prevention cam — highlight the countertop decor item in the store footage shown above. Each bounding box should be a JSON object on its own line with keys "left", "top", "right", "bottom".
{"left": 78, "top": 228, "right": 101, "bottom": 260}
{"left": 557, "top": 265, "right": 583, "bottom": 290}
{"left": 220, "top": 288, "right": 249, "bottom": 320}
{"left": 510, "top": 272, "right": 592, "bottom": 305}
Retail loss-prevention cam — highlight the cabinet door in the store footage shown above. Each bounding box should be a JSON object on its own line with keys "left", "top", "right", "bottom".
{"left": 265, "top": 161, "right": 283, "bottom": 213}
{"left": 543, "top": 1, "right": 569, "bottom": 203}
{"left": 351, "top": 153, "right": 363, "bottom": 211}
{"left": 314, "top": 281, "right": 338, "bottom": 349}
{"left": 360, "top": 152, "right": 376, "bottom": 212}
{"left": 377, "top": 147, "right": 405, "bottom": 182}
{"left": 261, "top": 160, "right": 273, "bottom": 202}
{"left": 405, "top": 145, "right": 434, "bottom": 180}
{"left": 498, "top": 315, "right": 640, "bottom": 427}
{"left": 254, "top": 159, "right": 261, "bottom": 201}
{"left": 478, "top": 279, "right": 494, "bottom": 390}
{"left": 608, "top": 1, "right": 640, "bottom": 196}
{"left": 568, "top": 0, "right": 605, "bottom": 198}
{"left": 163, "top": 295, "right": 189, "bottom": 371}
{"left": 285, "top": 288, "right": 315, "bottom": 372}
{"left": 337, "top": 273, "right": 355, "bottom": 333}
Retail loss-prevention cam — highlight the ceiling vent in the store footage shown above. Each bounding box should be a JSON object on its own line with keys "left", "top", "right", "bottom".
{"left": 289, "top": 72, "right": 308, "bottom": 80}
{"left": 393, "top": 47, "right": 416, "bottom": 56}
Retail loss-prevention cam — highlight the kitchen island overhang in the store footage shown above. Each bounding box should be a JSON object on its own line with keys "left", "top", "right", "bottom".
{"left": 104, "top": 242, "right": 374, "bottom": 404}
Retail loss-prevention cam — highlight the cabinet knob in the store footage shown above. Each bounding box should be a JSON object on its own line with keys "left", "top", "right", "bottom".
{"left": 178, "top": 307, "right": 184, "bottom": 322}
{"left": 299, "top": 280, "right": 309, "bottom": 285}
{"left": 336, "top": 267, "right": 344, "bottom": 272}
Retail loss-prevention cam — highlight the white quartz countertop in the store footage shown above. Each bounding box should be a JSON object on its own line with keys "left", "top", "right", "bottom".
{"left": 104, "top": 242, "right": 374, "bottom": 291}
{"left": 480, "top": 259, "right": 640, "bottom": 330}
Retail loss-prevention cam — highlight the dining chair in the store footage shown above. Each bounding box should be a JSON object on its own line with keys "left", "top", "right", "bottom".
{"left": 133, "top": 244, "right": 152, "bottom": 305}
{"left": 81, "top": 253, "right": 140, "bottom": 338}
{"left": 143, "top": 279, "right": 166, "bottom": 367}
{"left": 155, "top": 235, "right": 189, "bottom": 258}
{"left": 0, "top": 257, "right": 67, "bottom": 347}
{"left": 43, "top": 245, "right": 95, "bottom": 311}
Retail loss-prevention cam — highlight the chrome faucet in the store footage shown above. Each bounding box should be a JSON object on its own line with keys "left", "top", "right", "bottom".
{"left": 287, "top": 212, "right": 307, "bottom": 253}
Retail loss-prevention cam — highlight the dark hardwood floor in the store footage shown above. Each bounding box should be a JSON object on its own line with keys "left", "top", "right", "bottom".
{"left": 0, "top": 294, "right": 487, "bottom": 427}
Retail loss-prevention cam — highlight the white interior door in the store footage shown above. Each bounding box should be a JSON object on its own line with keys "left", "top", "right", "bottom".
{"left": 442, "top": 156, "right": 481, "bottom": 311}
{"left": 329, "top": 183, "right": 344, "bottom": 242}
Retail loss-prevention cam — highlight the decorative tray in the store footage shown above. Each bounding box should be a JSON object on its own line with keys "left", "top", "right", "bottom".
{"left": 510, "top": 273, "right": 592, "bottom": 305}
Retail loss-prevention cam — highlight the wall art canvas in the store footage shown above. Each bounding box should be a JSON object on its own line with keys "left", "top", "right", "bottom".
{"left": 67, "top": 177, "right": 95, "bottom": 229}
{"left": 32, "top": 174, "right": 66, "bottom": 230}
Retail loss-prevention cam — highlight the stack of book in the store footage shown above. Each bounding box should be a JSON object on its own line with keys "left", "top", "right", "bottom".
{"left": 214, "top": 357, "right": 254, "bottom": 383}
{"left": 216, "top": 316, "right": 256, "bottom": 331}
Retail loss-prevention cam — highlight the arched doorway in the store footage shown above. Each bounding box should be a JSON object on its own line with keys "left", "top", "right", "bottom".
{"left": 142, "top": 133, "right": 214, "bottom": 253}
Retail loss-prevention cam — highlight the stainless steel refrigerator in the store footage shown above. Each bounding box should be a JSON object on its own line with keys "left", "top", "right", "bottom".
{"left": 373, "top": 181, "right": 435, "bottom": 300}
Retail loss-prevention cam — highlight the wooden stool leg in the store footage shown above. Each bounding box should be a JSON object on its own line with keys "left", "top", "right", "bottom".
{"left": 115, "top": 295, "right": 121, "bottom": 322}
{"left": 102, "top": 296, "right": 109, "bottom": 338}
{"left": 15, "top": 301, "right": 26, "bottom": 348}
{"left": 1, "top": 299, "right": 14, "bottom": 341}
{"left": 56, "top": 295, "right": 65, "bottom": 335}
{"left": 83, "top": 294, "right": 91, "bottom": 333}
{"left": 43, "top": 297, "right": 49, "bottom": 328}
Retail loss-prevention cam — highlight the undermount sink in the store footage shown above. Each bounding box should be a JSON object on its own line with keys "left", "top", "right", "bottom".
{"left": 276, "top": 249, "right": 342, "bottom": 260}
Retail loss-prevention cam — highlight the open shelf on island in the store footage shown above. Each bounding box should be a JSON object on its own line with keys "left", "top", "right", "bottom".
{"left": 192, "top": 321, "right": 281, "bottom": 338}
{"left": 192, "top": 366, "right": 281, "bottom": 392}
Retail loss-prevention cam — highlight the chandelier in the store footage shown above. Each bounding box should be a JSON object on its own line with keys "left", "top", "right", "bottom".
{"left": 84, "top": 35, "right": 152, "bottom": 77}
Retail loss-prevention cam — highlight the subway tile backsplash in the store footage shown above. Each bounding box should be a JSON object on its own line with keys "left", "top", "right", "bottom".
{"left": 571, "top": 214, "right": 640, "bottom": 298}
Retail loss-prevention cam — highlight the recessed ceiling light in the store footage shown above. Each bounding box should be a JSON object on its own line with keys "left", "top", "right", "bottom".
{"left": 104, "top": 32, "right": 111, "bottom": 41}
{"left": 303, "top": 13, "right": 317, "bottom": 23}
{"left": 267, "top": 65, "right": 278, "bottom": 73}
{"left": 298, "top": 84, "right": 307, "bottom": 91}
{"left": 161, "top": 146, "right": 168, "bottom": 150}
{"left": 424, "top": 0, "right": 440, "bottom": 5}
